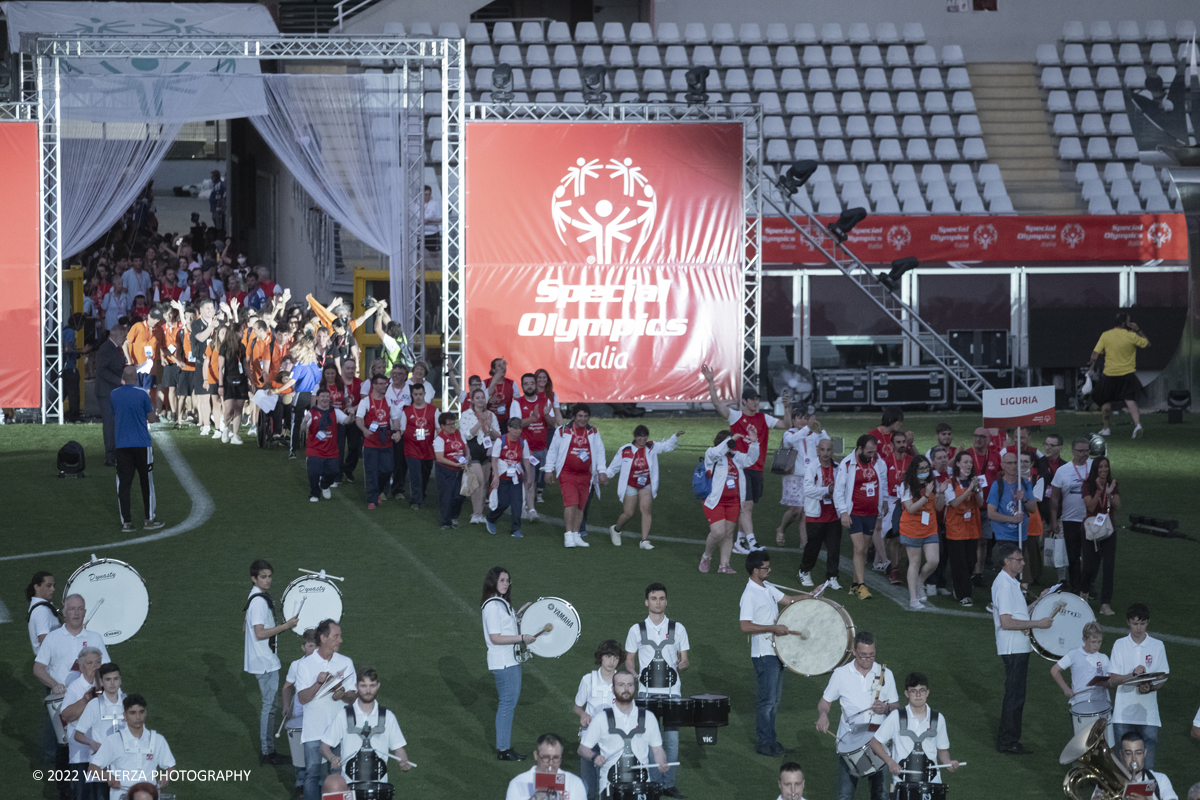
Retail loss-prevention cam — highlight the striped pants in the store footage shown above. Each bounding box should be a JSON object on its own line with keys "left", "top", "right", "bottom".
{"left": 116, "top": 446, "right": 156, "bottom": 524}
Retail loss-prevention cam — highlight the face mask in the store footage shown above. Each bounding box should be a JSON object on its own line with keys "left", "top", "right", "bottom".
{"left": 917, "top": 471, "right": 930, "bottom": 481}
{"left": 238, "top": 257, "right": 247, "bottom": 265}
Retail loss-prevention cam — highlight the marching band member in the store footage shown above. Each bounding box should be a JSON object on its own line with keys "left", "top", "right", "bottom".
{"left": 1116, "top": 732, "right": 1178, "bottom": 800}
{"left": 296, "top": 620, "right": 358, "bottom": 800}
{"left": 88, "top": 694, "right": 177, "bottom": 800}
{"left": 282, "top": 630, "right": 319, "bottom": 792}
{"left": 624, "top": 583, "right": 690, "bottom": 798}
{"left": 73, "top": 662, "right": 127, "bottom": 799}
{"left": 739, "top": 551, "right": 804, "bottom": 757}
{"left": 604, "top": 426, "right": 684, "bottom": 549}
{"left": 816, "top": 632, "right": 899, "bottom": 800}
{"left": 867, "top": 673, "right": 959, "bottom": 787}
{"left": 577, "top": 670, "right": 668, "bottom": 798}
{"left": 482, "top": 567, "right": 535, "bottom": 762}
{"left": 244, "top": 560, "right": 299, "bottom": 765}
{"left": 699, "top": 428, "right": 760, "bottom": 574}
{"left": 60, "top": 648, "right": 104, "bottom": 800}
{"left": 777, "top": 762, "right": 808, "bottom": 800}
{"left": 27, "top": 571, "right": 61, "bottom": 656}
{"left": 487, "top": 418, "right": 533, "bottom": 538}
{"left": 1050, "top": 621, "right": 1114, "bottom": 744}
{"left": 834, "top": 435, "right": 889, "bottom": 600}
{"left": 34, "top": 595, "right": 110, "bottom": 696}
{"left": 507, "top": 734, "right": 588, "bottom": 800}
{"left": 1109, "top": 603, "right": 1169, "bottom": 770}
{"left": 574, "top": 641, "right": 622, "bottom": 800}
{"left": 546, "top": 404, "right": 608, "bottom": 548}
{"left": 320, "top": 669, "right": 411, "bottom": 779}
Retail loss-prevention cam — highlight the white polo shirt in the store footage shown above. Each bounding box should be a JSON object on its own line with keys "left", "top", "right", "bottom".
{"left": 739, "top": 580, "right": 785, "bottom": 658}
{"left": 321, "top": 699, "right": 406, "bottom": 783}
{"left": 624, "top": 617, "right": 691, "bottom": 697}
{"left": 871, "top": 705, "right": 951, "bottom": 783}
{"left": 243, "top": 588, "right": 281, "bottom": 675}
{"left": 1050, "top": 460, "right": 1093, "bottom": 523}
{"left": 482, "top": 597, "right": 519, "bottom": 670}
{"left": 1055, "top": 647, "right": 1111, "bottom": 696}
{"left": 62, "top": 674, "right": 98, "bottom": 763}
{"left": 821, "top": 661, "right": 898, "bottom": 740}
{"left": 574, "top": 670, "right": 616, "bottom": 720}
{"left": 35, "top": 626, "right": 111, "bottom": 686}
{"left": 579, "top": 704, "right": 663, "bottom": 796}
{"left": 1110, "top": 634, "right": 1169, "bottom": 726}
{"left": 73, "top": 690, "right": 127, "bottom": 767}
{"left": 505, "top": 766, "right": 588, "bottom": 800}
{"left": 90, "top": 726, "right": 176, "bottom": 800}
{"left": 285, "top": 659, "right": 305, "bottom": 729}
{"left": 28, "top": 598, "right": 61, "bottom": 655}
{"left": 295, "top": 651, "right": 357, "bottom": 742}
{"left": 990, "top": 571, "right": 1031, "bottom": 656}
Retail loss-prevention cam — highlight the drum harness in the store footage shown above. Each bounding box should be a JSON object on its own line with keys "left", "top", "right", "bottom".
{"left": 345, "top": 702, "right": 389, "bottom": 782}
{"left": 28, "top": 598, "right": 61, "bottom": 624}
{"left": 604, "top": 707, "right": 649, "bottom": 785}
{"left": 637, "top": 621, "right": 678, "bottom": 692}
{"left": 896, "top": 707, "right": 941, "bottom": 782}
{"left": 243, "top": 590, "right": 278, "bottom": 653}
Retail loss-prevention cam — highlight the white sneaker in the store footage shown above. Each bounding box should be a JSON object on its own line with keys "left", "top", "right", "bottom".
{"left": 329, "top": 482, "right": 339, "bottom": 489}
{"left": 937, "top": 587, "right": 952, "bottom": 596}
{"left": 639, "top": 540, "right": 654, "bottom": 550}
{"left": 924, "top": 583, "right": 936, "bottom": 597}
{"left": 470, "top": 515, "right": 484, "bottom": 524}
{"left": 536, "top": 490, "right": 545, "bottom": 503}
{"left": 573, "top": 532, "right": 591, "bottom": 548}
{"left": 221, "top": 429, "right": 230, "bottom": 443}
{"left": 309, "top": 497, "right": 319, "bottom": 503}
{"left": 745, "top": 533, "right": 766, "bottom": 551}
{"left": 199, "top": 426, "right": 210, "bottom": 436}
{"left": 731, "top": 537, "right": 751, "bottom": 555}
{"left": 1098, "top": 428, "right": 1112, "bottom": 436}
{"left": 827, "top": 577, "right": 843, "bottom": 591}
{"left": 527, "top": 509, "right": 539, "bottom": 521}
{"left": 873, "top": 560, "right": 890, "bottom": 572}
{"left": 910, "top": 598, "right": 926, "bottom": 610}
{"left": 799, "top": 571, "right": 814, "bottom": 587}
{"left": 247, "top": 425, "right": 258, "bottom": 436}
{"left": 1132, "top": 425, "right": 1143, "bottom": 439}
{"left": 230, "top": 434, "right": 244, "bottom": 445}
{"left": 564, "top": 532, "right": 576, "bottom": 548}
{"left": 322, "top": 488, "right": 332, "bottom": 500}
{"left": 609, "top": 525, "right": 622, "bottom": 546}
{"left": 213, "top": 427, "right": 224, "bottom": 440}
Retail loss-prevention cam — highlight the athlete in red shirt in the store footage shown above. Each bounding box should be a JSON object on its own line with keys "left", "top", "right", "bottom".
{"left": 400, "top": 384, "right": 437, "bottom": 508}
{"left": 433, "top": 411, "right": 468, "bottom": 528}
{"left": 339, "top": 359, "right": 364, "bottom": 483}
{"left": 356, "top": 374, "right": 401, "bottom": 508}
{"left": 304, "top": 387, "right": 348, "bottom": 501}
{"left": 882, "top": 430, "right": 913, "bottom": 584}
{"left": 485, "top": 357, "right": 520, "bottom": 429}
{"left": 487, "top": 417, "right": 531, "bottom": 537}
{"left": 510, "top": 373, "right": 552, "bottom": 522}
{"left": 546, "top": 403, "right": 609, "bottom": 548}
{"left": 867, "top": 406, "right": 905, "bottom": 460}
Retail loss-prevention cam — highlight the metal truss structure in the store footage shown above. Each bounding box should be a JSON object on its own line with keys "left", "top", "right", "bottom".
{"left": 15, "top": 34, "right": 459, "bottom": 422}
{"left": 441, "top": 101, "right": 763, "bottom": 409}
{"left": 762, "top": 191, "right": 994, "bottom": 403}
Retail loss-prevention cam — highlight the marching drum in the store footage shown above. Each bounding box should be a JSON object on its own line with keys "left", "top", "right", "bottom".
{"left": 286, "top": 724, "right": 305, "bottom": 769}
{"left": 772, "top": 596, "right": 856, "bottom": 676}
{"left": 64, "top": 557, "right": 149, "bottom": 644}
{"left": 691, "top": 694, "right": 730, "bottom": 746}
{"left": 837, "top": 729, "right": 885, "bottom": 778}
{"left": 608, "top": 782, "right": 662, "bottom": 800}
{"left": 349, "top": 783, "right": 395, "bottom": 800}
{"left": 1029, "top": 590, "right": 1095, "bottom": 661}
{"left": 344, "top": 748, "right": 387, "bottom": 783}
{"left": 45, "top": 693, "right": 67, "bottom": 745}
{"left": 281, "top": 574, "right": 344, "bottom": 636}
{"left": 636, "top": 696, "right": 694, "bottom": 728}
{"left": 517, "top": 597, "right": 581, "bottom": 658}
{"left": 895, "top": 783, "right": 947, "bottom": 800}
{"left": 901, "top": 752, "right": 936, "bottom": 783}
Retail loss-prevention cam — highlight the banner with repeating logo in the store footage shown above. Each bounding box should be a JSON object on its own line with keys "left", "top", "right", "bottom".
{"left": 0, "top": 123, "right": 42, "bottom": 409}
{"left": 463, "top": 122, "right": 745, "bottom": 402}
{"left": 762, "top": 214, "right": 1188, "bottom": 264}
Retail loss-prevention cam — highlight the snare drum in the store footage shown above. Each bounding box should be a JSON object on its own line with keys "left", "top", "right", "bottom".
{"left": 608, "top": 782, "right": 662, "bottom": 800}
{"left": 64, "top": 557, "right": 150, "bottom": 644}
{"left": 45, "top": 693, "right": 67, "bottom": 745}
{"left": 286, "top": 725, "right": 305, "bottom": 768}
{"left": 636, "top": 696, "right": 694, "bottom": 728}
{"left": 1029, "top": 590, "right": 1095, "bottom": 661}
{"left": 349, "top": 782, "right": 395, "bottom": 800}
{"left": 281, "top": 574, "right": 344, "bottom": 636}
{"left": 895, "top": 782, "right": 947, "bottom": 800}
{"left": 772, "top": 596, "right": 856, "bottom": 676}
{"left": 691, "top": 694, "right": 730, "bottom": 745}
{"left": 518, "top": 597, "right": 581, "bottom": 658}
{"left": 837, "top": 729, "right": 885, "bottom": 777}
{"left": 345, "top": 748, "right": 387, "bottom": 783}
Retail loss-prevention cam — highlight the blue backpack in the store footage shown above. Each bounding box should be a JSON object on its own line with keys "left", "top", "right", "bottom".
{"left": 692, "top": 458, "right": 712, "bottom": 500}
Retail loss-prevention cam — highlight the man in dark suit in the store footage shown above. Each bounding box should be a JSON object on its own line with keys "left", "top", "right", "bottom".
{"left": 96, "top": 319, "right": 129, "bottom": 467}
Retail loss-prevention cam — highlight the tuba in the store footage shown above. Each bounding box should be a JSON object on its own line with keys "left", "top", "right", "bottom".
{"left": 1060, "top": 719, "right": 1130, "bottom": 800}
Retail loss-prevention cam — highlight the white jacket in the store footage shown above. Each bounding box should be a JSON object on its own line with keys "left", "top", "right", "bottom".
{"left": 604, "top": 435, "right": 679, "bottom": 499}
{"left": 780, "top": 425, "right": 832, "bottom": 476}
{"left": 702, "top": 441, "right": 759, "bottom": 509}
{"left": 546, "top": 424, "right": 607, "bottom": 496}
{"left": 833, "top": 453, "right": 890, "bottom": 517}
{"left": 803, "top": 459, "right": 839, "bottom": 519}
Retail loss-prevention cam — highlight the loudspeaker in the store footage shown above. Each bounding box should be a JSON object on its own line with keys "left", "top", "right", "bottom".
{"left": 57, "top": 441, "right": 86, "bottom": 478}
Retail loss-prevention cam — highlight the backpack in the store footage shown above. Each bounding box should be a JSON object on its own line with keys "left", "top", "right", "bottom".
{"left": 57, "top": 441, "right": 85, "bottom": 478}
{"left": 692, "top": 458, "right": 712, "bottom": 500}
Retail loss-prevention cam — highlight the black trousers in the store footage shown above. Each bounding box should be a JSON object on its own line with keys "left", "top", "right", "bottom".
{"left": 342, "top": 423, "right": 363, "bottom": 478}
{"left": 998, "top": 652, "right": 1030, "bottom": 750}
{"left": 97, "top": 393, "right": 116, "bottom": 461}
{"left": 800, "top": 519, "right": 842, "bottom": 577}
{"left": 435, "top": 463, "right": 464, "bottom": 525}
{"left": 115, "top": 446, "right": 155, "bottom": 524}
{"left": 1080, "top": 532, "right": 1117, "bottom": 604}
{"left": 1062, "top": 521, "right": 1084, "bottom": 590}
{"left": 389, "top": 440, "right": 408, "bottom": 497}
{"left": 289, "top": 391, "right": 312, "bottom": 454}
{"left": 307, "top": 456, "right": 340, "bottom": 497}
{"left": 946, "top": 537, "right": 976, "bottom": 601}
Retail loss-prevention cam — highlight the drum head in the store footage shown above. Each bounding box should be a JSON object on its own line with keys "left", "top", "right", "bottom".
{"left": 64, "top": 558, "right": 149, "bottom": 644}
{"left": 520, "top": 597, "right": 581, "bottom": 658}
{"left": 1030, "top": 590, "right": 1095, "bottom": 661}
{"left": 1068, "top": 690, "right": 1112, "bottom": 717}
{"left": 282, "top": 575, "right": 344, "bottom": 636}
{"left": 835, "top": 729, "right": 876, "bottom": 755}
{"left": 773, "top": 597, "right": 855, "bottom": 676}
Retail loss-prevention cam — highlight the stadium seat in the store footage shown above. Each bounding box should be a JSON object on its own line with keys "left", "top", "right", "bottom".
{"left": 1145, "top": 195, "right": 1171, "bottom": 212}
{"left": 424, "top": 68, "right": 441, "bottom": 90}
{"left": 929, "top": 115, "right": 955, "bottom": 137}
{"left": 1091, "top": 43, "right": 1116, "bottom": 65}
{"left": 954, "top": 181, "right": 980, "bottom": 202}
{"left": 1138, "top": 179, "right": 1166, "bottom": 201}
{"left": 664, "top": 46, "right": 689, "bottom": 68}
{"left": 1103, "top": 89, "right": 1126, "bottom": 115}
{"left": 924, "top": 92, "right": 949, "bottom": 114}
{"left": 1047, "top": 91, "right": 1072, "bottom": 112}
{"left": 869, "top": 92, "right": 894, "bottom": 114}
{"left": 875, "top": 196, "right": 901, "bottom": 213}
{"left": 470, "top": 45, "right": 495, "bottom": 67}
{"left": 656, "top": 22, "right": 681, "bottom": 43}
{"left": 525, "top": 45, "right": 551, "bottom": 66}
{"left": 1062, "top": 21, "right": 1086, "bottom": 42}
{"left": 642, "top": 69, "right": 666, "bottom": 91}
{"left": 865, "top": 164, "right": 890, "bottom": 184}
{"left": 864, "top": 68, "right": 890, "bottom": 90}
{"left": 610, "top": 45, "right": 634, "bottom": 67}
{"left": 1075, "top": 91, "right": 1100, "bottom": 112}
{"left": 1080, "top": 114, "right": 1107, "bottom": 136}
{"left": 893, "top": 164, "right": 918, "bottom": 184}
{"left": 902, "top": 23, "right": 926, "bottom": 44}
{"left": 846, "top": 115, "right": 871, "bottom": 138}
{"left": 1117, "top": 43, "right": 1142, "bottom": 65}
{"left": 1115, "top": 137, "right": 1140, "bottom": 159}
{"left": 931, "top": 196, "right": 957, "bottom": 214}
{"left": 1063, "top": 44, "right": 1088, "bottom": 66}
{"left": 977, "top": 164, "right": 1003, "bottom": 184}
{"left": 948, "top": 163, "right": 974, "bottom": 185}
{"left": 901, "top": 115, "right": 927, "bottom": 138}
{"left": 1068, "top": 67, "right": 1093, "bottom": 89}
{"left": 896, "top": 92, "right": 922, "bottom": 114}
{"left": 776, "top": 46, "right": 800, "bottom": 68}
{"left": 748, "top": 46, "right": 773, "bottom": 68}
{"left": 719, "top": 45, "right": 744, "bottom": 68}
{"left": 738, "top": 23, "right": 763, "bottom": 43}
{"left": 498, "top": 44, "right": 523, "bottom": 65}
{"left": 794, "top": 23, "right": 818, "bottom": 44}
{"left": 1096, "top": 67, "right": 1122, "bottom": 88}
{"left": 692, "top": 46, "right": 717, "bottom": 67}
{"left": 860, "top": 46, "right": 884, "bottom": 67}
{"left": 875, "top": 22, "right": 899, "bottom": 44}
{"left": 818, "top": 196, "right": 844, "bottom": 214}
{"left": 1103, "top": 163, "right": 1128, "bottom": 183}
{"left": 1080, "top": 179, "right": 1107, "bottom": 201}
{"left": 685, "top": 23, "right": 708, "bottom": 43}
{"left": 870, "top": 179, "right": 896, "bottom": 201}
{"left": 529, "top": 68, "right": 555, "bottom": 91}
{"left": 1054, "top": 114, "right": 1080, "bottom": 136}
{"left": 809, "top": 69, "right": 833, "bottom": 90}
{"left": 921, "top": 164, "right": 946, "bottom": 186}
{"left": 795, "top": 140, "right": 820, "bottom": 160}
{"left": 811, "top": 180, "right": 838, "bottom": 201}
{"left": 1116, "top": 195, "right": 1142, "bottom": 214}
{"left": 906, "top": 139, "right": 932, "bottom": 161}
{"left": 892, "top": 68, "right": 916, "bottom": 90}
{"left": 712, "top": 23, "right": 736, "bottom": 44}
{"left": 942, "top": 45, "right": 965, "bottom": 66}
{"left": 960, "top": 196, "right": 986, "bottom": 213}
{"left": 836, "top": 68, "right": 861, "bottom": 91}
{"left": 493, "top": 22, "right": 517, "bottom": 43}
{"left": 553, "top": 44, "right": 578, "bottom": 67}
{"left": 546, "top": 21, "right": 571, "bottom": 42}
{"left": 803, "top": 45, "right": 827, "bottom": 68}
{"left": 842, "top": 92, "right": 866, "bottom": 114}
{"left": 1041, "top": 67, "right": 1066, "bottom": 88}
{"left": 630, "top": 22, "right": 654, "bottom": 43}
{"left": 1158, "top": 65, "right": 1177, "bottom": 84}
{"left": 1059, "top": 137, "right": 1084, "bottom": 159}
{"left": 831, "top": 46, "right": 855, "bottom": 68}
{"left": 1086, "top": 137, "right": 1113, "bottom": 159}
{"left": 849, "top": 138, "right": 877, "bottom": 162}
{"left": 846, "top": 22, "right": 871, "bottom": 44}
{"left": 914, "top": 45, "right": 939, "bottom": 67}
{"left": 878, "top": 139, "right": 904, "bottom": 161}
{"left": 780, "top": 69, "right": 805, "bottom": 91}
{"left": 465, "top": 22, "right": 489, "bottom": 43}
{"left": 1036, "top": 44, "right": 1060, "bottom": 66}
{"left": 821, "top": 23, "right": 845, "bottom": 44}
{"left": 902, "top": 196, "right": 929, "bottom": 214}
{"left": 886, "top": 45, "right": 911, "bottom": 68}
{"left": 818, "top": 116, "right": 844, "bottom": 138}
{"left": 765, "top": 139, "right": 793, "bottom": 162}
{"left": 428, "top": 139, "right": 442, "bottom": 162}
{"left": 873, "top": 115, "right": 900, "bottom": 137}
{"left": 1131, "top": 166, "right": 1159, "bottom": 191}
{"left": 990, "top": 196, "right": 1015, "bottom": 213}
{"left": 919, "top": 68, "right": 944, "bottom": 90}
{"left": 1149, "top": 43, "right": 1173, "bottom": 64}
{"left": 668, "top": 70, "right": 689, "bottom": 91}
{"left": 1091, "top": 21, "right": 1115, "bottom": 41}
{"left": 752, "top": 69, "right": 778, "bottom": 91}
{"left": 765, "top": 23, "right": 790, "bottom": 44}
{"left": 788, "top": 117, "right": 814, "bottom": 138}
{"left": 1177, "top": 21, "right": 1197, "bottom": 39}
{"left": 1144, "top": 20, "right": 1168, "bottom": 40}
{"left": 958, "top": 115, "right": 982, "bottom": 136}
{"left": 962, "top": 139, "right": 987, "bottom": 160}
{"left": 725, "top": 69, "right": 749, "bottom": 91}
{"left": 730, "top": 91, "right": 752, "bottom": 105}
{"left": 785, "top": 92, "right": 809, "bottom": 115}
{"left": 613, "top": 69, "right": 639, "bottom": 91}
{"left": 835, "top": 164, "right": 861, "bottom": 186}
{"left": 519, "top": 21, "right": 543, "bottom": 42}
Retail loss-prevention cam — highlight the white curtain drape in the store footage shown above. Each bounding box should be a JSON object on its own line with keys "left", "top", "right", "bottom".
{"left": 250, "top": 73, "right": 410, "bottom": 329}
{"left": 62, "top": 120, "right": 184, "bottom": 258}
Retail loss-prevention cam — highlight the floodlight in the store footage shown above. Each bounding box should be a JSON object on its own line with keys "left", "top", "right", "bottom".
{"left": 778, "top": 160, "right": 818, "bottom": 197}
{"left": 878, "top": 256, "right": 918, "bottom": 293}
{"left": 582, "top": 65, "right": 607, "bottom": 105}
{"left": 685, "top": 67, "right": 710, "bottom": 106}
{"left": 491, "top": 63, "right": 514, "bottom": 104}
{"left": 827, "top": 206, "right": 867, "bottom": 242}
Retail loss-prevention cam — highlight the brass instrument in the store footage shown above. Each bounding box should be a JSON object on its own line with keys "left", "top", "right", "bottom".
{"left": 1059, "top": 719, "right": 1130, "bottom": 800}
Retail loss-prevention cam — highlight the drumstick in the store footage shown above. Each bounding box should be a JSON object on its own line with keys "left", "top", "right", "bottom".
{"left": 299, "top": 568, "right": 346, "bottom": 582}
{"left": 83, "top": 598, "right": 105, "bottom": 628}
{"left": 274, "top": 718, "right": 288, "bottom": 739}
{"left": 900, "top": 763, "right": 966, "bottom": 774}
{"left": 384, "top": 753, "right": 418, "bottom": 768}
{"left": 296, "top": 597, "right": 307, "bottom": 618}
{"left": 768, "top": 583, "right": 812, "bottom": 595}
{"left": 531, "top": 623, "right": 553, "bottom": 640}
{"left": 784, "top": 629, "right": 810, "bottom": 640}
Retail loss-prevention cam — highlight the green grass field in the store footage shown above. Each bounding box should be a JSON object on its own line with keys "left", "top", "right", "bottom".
{"left": 2, "top": 411, "right": 1199, "bottom": 800}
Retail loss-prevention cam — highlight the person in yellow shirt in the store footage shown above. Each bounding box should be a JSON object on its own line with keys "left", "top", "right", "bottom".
{"left": 1089, "top": 312, "right": 1149, "bottom": 439}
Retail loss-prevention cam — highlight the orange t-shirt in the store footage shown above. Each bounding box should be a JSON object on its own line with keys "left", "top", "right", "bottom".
{"left": 204, "top": 341, "right": 220, "bottom": 385}
{"left": 944, "top": 482, "right": 982, "bottom": 541}
{"left": 247, "top": 336, "right": 274, "bottom": 385}
{"left": 127, "top": 321, "right": 157, "bottom": 366}
{"left": 898, "top": 484, "right": 938, "bottom": 540}
{"left": 1027, "top": 505, "right": 1044, "bottom": 538}
{"left": 179, "top": 327, "right": 196, "bottom": 372}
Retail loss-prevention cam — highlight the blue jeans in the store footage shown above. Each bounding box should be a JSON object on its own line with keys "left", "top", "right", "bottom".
{"left": 1112, "top": 723, "right": 1159, "bottom": 769}
{"left": 650, "top": 727, "right": 679, "bottom": 790}
{"left": 835, "top": 756, "right": 888, "bottom": 800}
{"left": 752, "top": 655, "right": 785, "bottom": 749}
{"left": 492, "top": 664, "right": 522, "bottom": 750}
{"left": 407, "top": 455, "right": 433, "bottom": 505}
{"left": 256, "top": 670, "right": 279, "bottom": 755}
{"left": 487, "top": 480, "right": 523, "bottom": 534}
{"left": 302, "top": 739, "right": 330, "bottom": 800}
{"left": 580, "top": 750, "right": 600, "bottom": 800}
{"left": 363, "top": 445, "right": 394, "bottom": 505}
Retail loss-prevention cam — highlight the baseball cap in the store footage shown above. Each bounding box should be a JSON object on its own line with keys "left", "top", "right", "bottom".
{"left": 742, "top": 388, "right": 760, "bottom": 401}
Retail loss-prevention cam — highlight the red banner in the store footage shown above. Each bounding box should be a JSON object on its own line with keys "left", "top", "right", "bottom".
{"left": 464, "top": 122, "right": 745, "bottom": 402}
{"left": 0, "top": 123, "right": 42, "bottom": 409}
{"left": 762, "top": 214, "right": 1188, "bottom": 264}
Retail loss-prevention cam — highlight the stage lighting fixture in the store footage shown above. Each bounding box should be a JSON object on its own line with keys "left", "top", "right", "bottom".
{"left": 827, "top": 206, "right": 867, "bottom": 242}
{"left": 491, "top": 63, "right": 514, "bottom": 104}
{"left": 778, "top": 160, "right": 818, "bottom": 197}
{"left": 685, "top": 67, "right": 710, "bottom": 106}
{"left": 878, "top": 256, "right": 918, "bottom": 293}
{"left": 582, "top": 65, "right": 607, "bottom": 105}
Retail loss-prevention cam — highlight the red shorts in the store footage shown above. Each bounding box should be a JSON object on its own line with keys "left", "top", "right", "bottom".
{"left": 704, "top": 498, "right": 740, "bottom": 525}
{"left": 560, "top": 472, "right": 591, "bottom": 508}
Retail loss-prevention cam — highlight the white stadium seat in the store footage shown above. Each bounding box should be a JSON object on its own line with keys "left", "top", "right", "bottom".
{"left": 886, "top": 45, "right": 911, "bottom": 68}
{"left": 776, "top": 46, "right": 800, "bottom": 68}
{"left": 630, "top": 22, "right": 654, "bottom": 43}
{"left": 1096, "top": 67, "right": 1121, "bottom": 89}
{"left": 656, "top": 22, "right": 681, "bottom": 43}
{"left": 610, "top": 45, "right": 634, "bottom": 67}
{"left": 1086, "top": 137, "right": 1113, "bottom": 160}
{"left": 794, "top": 23, "right": 818, "bottom": 43}
{"left": 1054, "top": 114, "right": 1079, "bottom": 136}
{"left": 519, "top": 21, "right": 543, "bottom": 42}
{"left": 962, "top": 139, "right": 987, "bottom": 160}
{"left": 526, "top": 45, "right": 551, "bottom": 66}
{"left": 1117, "top": 43, "right": 1142, "bottom": 65}
{"left": 878, "top": 139, "right": 904, "bottom": 161}
{"left": 929, "top": 115, "right": 955, "bottom": 137}
{"left": 942, "top": 45, "right": 965, "bottom": 65}
{"left": 1091, "top": 44, "right": 1115, "bottom": 65}
{"left": 924, "top": 92, "right": 949, "bottom": 114}
{"left": 869, "top": 92, "right": 894, "bottom": 114}
{"left": 808, "top": 69, "right": 833, "bottom": 90}
{"left": 859, "top": 45, "right": 884, "bottom": 67}
{"left": 684, "top": 23, "right": 708, "bottom": 43}
{"left": 492, "top": 22, "right": 517, "bottom": 43}
{"left": 1080, "top": 114, "right": 1107, "bottom": 136}
{"left": 875, "top": 22, "right": 899, "bottom": 43}
{"left": 903, "top": 23, "right": 926, "bottom": 43}
{"left": 821, "top": 23, "right": 845, "bottom": 43}
{"left": 830, "top": 46, "right": 855, "bottom": 68}
{"left": 1036, "top": 44, "right": 1060, "bottom": 66}
{"left": 748, "top": 46, "right": 773, "bottom": 68}
{"left": 848, "top": 22, "right": 872, "bottom": 44}
{"left": 873, "top": 115, "right": 900, "bottom": 137}
{"left": 739, "top": 23, "right": 763, "bottom": 43}
{"left": 990, "top": 196, "right": 1015, "bottom": 214}
{"left": 766, "top": 23, "right": 790, "bottom": 44}
{"left": 1068, "top": 67, "right": 1093, "bottom": 89}
{"left": 1062, "top": 44, "right": 1087, "bottom": 66}
{"left": 914, "top": 45, "right": 939, "bottom": 67}
{"left": 712, "top": 23, "right": 736, "bottom": 44}
{"left": 1062, "top": 21, "right": 1086, "bottom": 42}
{"left": 1144, "top": 20, "right": 1168, "bottom": 41}
{"left": 841, "top": 92, "right": 866, "bottom": 114}
{"left": 803, "top": 45, "right": 827, "bottom": 68}
{"left": 1059, "top": 137, "right": 1084, "bottom": 159}
{"left": 960, "top": 196, "right": 986, "bottom": 213}
{"left": 891, "top": 68, "right": 916, "bottom": 90}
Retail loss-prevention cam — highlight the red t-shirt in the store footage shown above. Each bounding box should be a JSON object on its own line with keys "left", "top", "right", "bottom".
{"left": 719, "top": 455, "right": 740, "bottom": 502}
{"left": 435, "top": 430, "right": 466, "bottom": 470}
{"left": 160, "top": 285, "right": 183, "bottom": 302}
{"left": 513, "top": 395, "right": 550, "bottom": 451}
{"left": 867, "top": 427, "right": 897, "bottom": 460}
{"left": 626, "top": 446, "right": 650, "bottom": 489}
{"left": 969, "top": 447, "right": 1001, "bottom": 488}
{"left": 884, "top": 452, "right": 912, "bottom": 498}
{"left": 360, "top": 396, "right": 394, "bottom": 449}
{"left": 341, "top": 377, "right": 362, "bottom": 412}
{"left": 496, "top": 436, "right": 525, "bottom": 483}
{"left": 728, "top": 409, "right": 775, "bottom": 472}
{"left": 809, "top": 464, "right": 838, "bottom": 523}
{"left": 403, "top": 404, "right": 437, "bottom": 460}
{"left": 849, "top": 460, "right": 880, "bottom": 516}
{"left": 487, "top": 377, "right": 516, "bottom": 424}
{"left": 323, "top": 382, "right": 345, "bottom": 411}
{"left": 307, "top": 409, "right": 340, "bottom": 459}
{"left": 562, "top": 425, "right": 594, "bottom": 475}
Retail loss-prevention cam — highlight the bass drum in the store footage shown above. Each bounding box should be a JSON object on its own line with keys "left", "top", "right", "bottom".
{"left": 518, "top": 597, "right": 581, "bottom": 658}
{"left": 1029, "top": 589, "right": 1095, "bottom": 661}
{"left": 281, "top": 574, "right": 344, "bottom": 636}
{"left": 64, "top": 557, "right": 149, "bottom": 644}
{"left": 772, "top": 596, "right": 855, "bottom": 676}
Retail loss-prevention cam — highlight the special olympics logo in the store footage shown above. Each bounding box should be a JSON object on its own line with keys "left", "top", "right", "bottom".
{"left": 972, "top": 224, "right": 998, "bottom": 249}
{"left": 886, "top": 225, "right": 911, "bottom": 249}
{"left": 1061, "top": 223, "right": 1086, "bottom": 248}
{"left": 1147, "top": 222, "right": 1172, "bottom": 247}
{"left": 551, "top": 157, "right": 658, "bottom": 263}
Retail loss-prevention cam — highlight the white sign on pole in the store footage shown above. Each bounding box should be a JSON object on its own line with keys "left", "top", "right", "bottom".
{"left": 982, "top": 386, "right": 1056, "bottom": 428}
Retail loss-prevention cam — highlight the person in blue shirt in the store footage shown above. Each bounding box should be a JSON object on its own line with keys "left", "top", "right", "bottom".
{"left": 111, "top": 366, "right": 164, "bottom": 533}
{"left": 986, "top": 453, "right": 1037, "bottom": 552}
